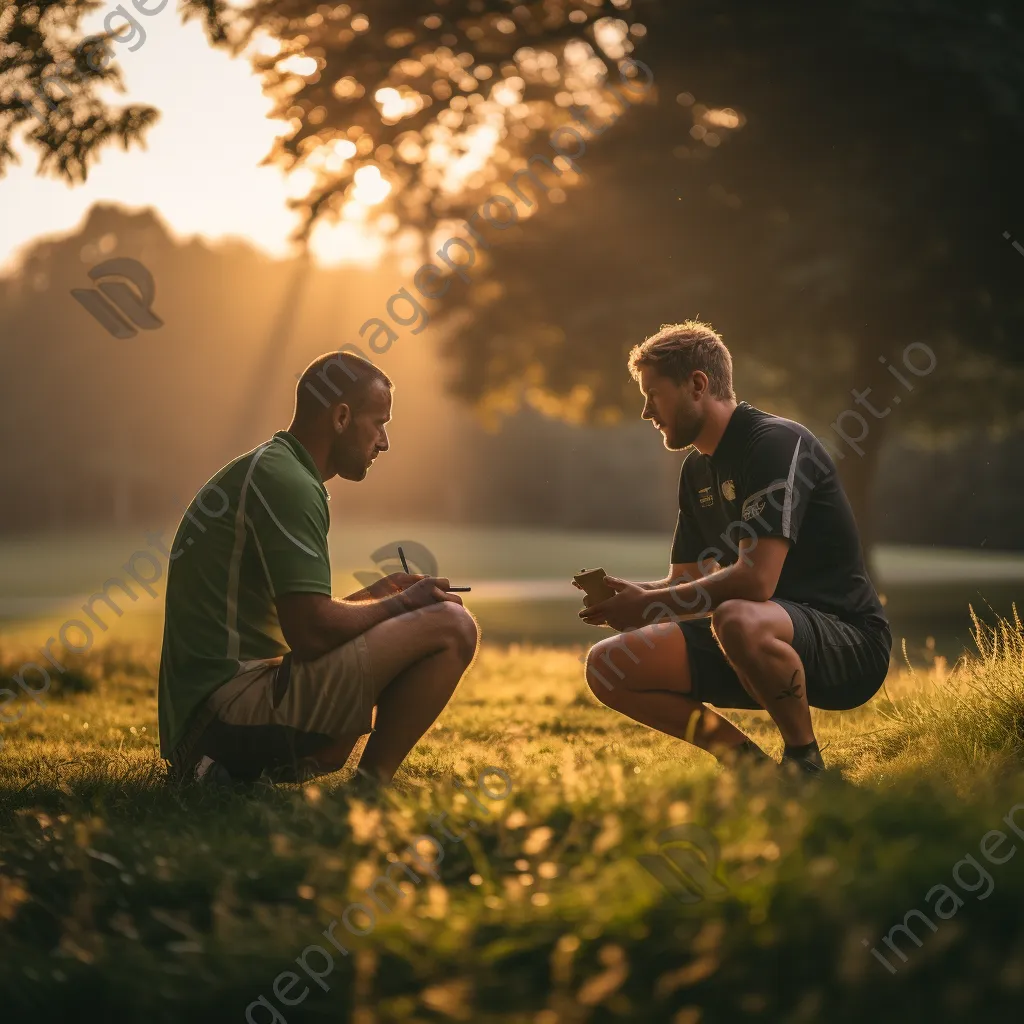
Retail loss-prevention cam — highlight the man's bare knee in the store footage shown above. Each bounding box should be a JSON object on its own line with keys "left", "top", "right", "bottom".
{"left": 586, "top": 656, "right": 626, "bottom": 707}
{"left": 435, "top": 602, "right": 479, "bottom": 662}
{"left": 584, "top": 645, "right": 615, "bottom": 703}
{"left": 712, "top": 600, "right": 771, "bottom": 662}
{"left": 585, "top": 636, "right": 642, "bottom": 693}
{"left": 452, "top": 605, "right": 479, "bottom": 662}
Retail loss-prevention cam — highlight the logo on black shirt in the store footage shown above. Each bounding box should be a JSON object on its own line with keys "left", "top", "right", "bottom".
{"left": 742, "top": 497, "right": 766, "bottom": 521}
{"left": 698, "top": 486, "right": 714, "bottom": 508}
{"left": 721, "top": 480, "right": 736, "bottom": 502}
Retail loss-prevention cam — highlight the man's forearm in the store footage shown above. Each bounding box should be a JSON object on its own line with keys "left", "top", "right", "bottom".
{"left": 635, "top": 564, "right": 770, "bottom": 628}
{"left": 638, "top": 568, "right": 716, "bottom": 591}
{"left": 298, "top": 594, "right": 406, "bottom": 660}
{"left": 636, "top": 578, "right": 673, "bottom": 591}
{"left": 343, "top": 576, "right": 394, "bottom": 602}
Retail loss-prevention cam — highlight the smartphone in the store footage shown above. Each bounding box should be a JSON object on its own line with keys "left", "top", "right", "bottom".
{"left": 572, "top": 568, "right": 616, "bottom": 604}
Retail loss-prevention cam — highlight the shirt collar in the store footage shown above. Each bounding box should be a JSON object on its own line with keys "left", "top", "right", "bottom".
{"left": 273, "top": 430, "right": 327, "bottom": 490}
{"left": 709, "top": 402, "right": 753, "bottom": 466}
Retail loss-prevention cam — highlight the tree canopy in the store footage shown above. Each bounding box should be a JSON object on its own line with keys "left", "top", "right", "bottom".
{"left": 3, "top": 0, "right": 1024, "bottom": 540}
{"left": 2, "top": 0, "right": 645, "bottom": 223}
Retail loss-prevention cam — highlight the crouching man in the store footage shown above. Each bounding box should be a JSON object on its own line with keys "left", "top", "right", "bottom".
{"left": 579, "top": 322, "right": 891, "bottom": 775}
{"left": 158, "top": 352, "right": 478, "bottom": 787}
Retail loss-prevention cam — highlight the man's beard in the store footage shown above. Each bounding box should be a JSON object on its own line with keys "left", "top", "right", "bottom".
{"left": 332, "top": 438, "right": 373, "bottom": 481}
{"left": 665, "top": 410, "right": 703, "bottom": 450}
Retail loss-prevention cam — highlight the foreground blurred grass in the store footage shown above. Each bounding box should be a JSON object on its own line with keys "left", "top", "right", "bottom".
{"left": 2, "top": 612, "right": 1024, "bottom": 1023}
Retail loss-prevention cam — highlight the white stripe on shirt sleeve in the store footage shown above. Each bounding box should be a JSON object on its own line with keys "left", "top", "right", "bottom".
{"left": 782, "top": 437, "right": 802, "bottom": 537}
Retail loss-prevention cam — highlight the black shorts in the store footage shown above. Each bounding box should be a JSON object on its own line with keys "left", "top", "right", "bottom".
{"left": 678, "top": 600, "right": 892, "bottom": 712}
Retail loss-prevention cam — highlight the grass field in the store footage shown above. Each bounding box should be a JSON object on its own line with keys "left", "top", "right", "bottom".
{"left": 3, "top": 606, "right": 1024, "bottom": 1023}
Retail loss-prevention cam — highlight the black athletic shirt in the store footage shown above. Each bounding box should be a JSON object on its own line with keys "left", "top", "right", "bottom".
{"left": 670, "top": 402, "right": 889, "bottom": 632}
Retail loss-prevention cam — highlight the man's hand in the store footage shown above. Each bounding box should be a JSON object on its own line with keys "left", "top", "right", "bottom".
{"left": 278, "top": 578, "right": 461, "bottom": 662}
{"left": 367, "top": 572, "right": 427, "bottom": 598}
{"left": 345, "top": 572, "right": 426, "bottom": 601}
{"left": 395, "top": 577, "right": 463, "bottom": 612}
{"left": 578, "top": 576, "right": 647, "bottom": 630}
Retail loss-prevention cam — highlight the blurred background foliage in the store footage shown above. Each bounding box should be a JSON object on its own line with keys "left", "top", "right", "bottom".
{"left": 2, "top": 0, "right": 1024, "bottom": 548}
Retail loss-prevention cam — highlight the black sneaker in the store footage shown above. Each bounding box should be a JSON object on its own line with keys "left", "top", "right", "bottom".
{"left": 779, "top": 745, "right": 826, "bottom": 778}
{"left": 195, "top": 755, "right": 236, "bottom": 789}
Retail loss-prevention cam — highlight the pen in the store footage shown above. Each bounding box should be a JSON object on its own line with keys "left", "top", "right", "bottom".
{"left": 398, "top": 544, "right": 471, "bottom": 591}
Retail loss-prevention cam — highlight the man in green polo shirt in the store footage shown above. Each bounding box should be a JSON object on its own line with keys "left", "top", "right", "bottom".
{"left": 158, "top": 351, "right": 478, "bottom": 786}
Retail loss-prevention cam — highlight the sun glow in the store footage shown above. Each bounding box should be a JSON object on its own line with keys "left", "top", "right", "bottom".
{"left": 374, "top": 86, "right": 425, "bottom": 124}
{"left": 0, "top": 7, "right": 648, "bottom": 274}
{"left": 252, "top": 34, "right": 282, "bottom": 58}
{"left": 309, "top": 217, "right": 387, "bottom": 267}
{"left": 277, "top": 55, "right": 319, "bottom": 77}
{"left": 351, "top": 164, "right": 392, "bottom": 206}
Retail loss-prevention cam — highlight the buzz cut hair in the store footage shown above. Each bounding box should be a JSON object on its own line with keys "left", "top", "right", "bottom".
{"left": 627, "top": 320, "right": 736, "bottom": 400}
{"left": 295, "top": 350, "right": 392, "bottom": 418}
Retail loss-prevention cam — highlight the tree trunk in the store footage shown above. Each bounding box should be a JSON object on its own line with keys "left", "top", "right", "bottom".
{"left": 836, "top": 434, "right": 882, "bottom": 558}
{"left": 830, "top": 345, "right": 897, "bottom": 576}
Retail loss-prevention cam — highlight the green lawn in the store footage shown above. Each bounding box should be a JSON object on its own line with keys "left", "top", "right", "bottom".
{"left": 2, "top": 610, "right": 1024, "bottom": 1022}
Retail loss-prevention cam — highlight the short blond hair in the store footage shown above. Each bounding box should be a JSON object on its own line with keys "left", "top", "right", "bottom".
{"left": 627, "top": 320, "right": 735, "bottom": 400}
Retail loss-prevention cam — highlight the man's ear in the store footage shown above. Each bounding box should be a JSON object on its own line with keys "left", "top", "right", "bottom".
{"left": 690, "top": 370, "right": 709, "bottom": 400}
{"left": 333, "top": 403, "right": 352, "bottom": 433}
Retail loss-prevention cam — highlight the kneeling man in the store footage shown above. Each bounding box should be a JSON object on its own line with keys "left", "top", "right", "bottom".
{"left": 580, "top": 322, "right": 891, "bottom": 774}
{"left": 158, "top": 352, "right": 478, "bottom": 786}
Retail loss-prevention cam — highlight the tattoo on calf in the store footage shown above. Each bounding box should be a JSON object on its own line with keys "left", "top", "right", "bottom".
{"left": 776, "top": 669, "right": 804, "bottom": 701}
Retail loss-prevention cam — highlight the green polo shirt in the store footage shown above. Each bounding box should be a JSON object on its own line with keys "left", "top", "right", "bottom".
{"left": 157, "top": 431, "right": 332, "bottom": 757}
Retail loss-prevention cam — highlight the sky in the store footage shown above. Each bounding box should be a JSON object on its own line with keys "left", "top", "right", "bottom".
{"left": 0, "top": 7, "right": 641, "bottom": 275}
{"left": 0, "top": 4, "right": 309, "bottom": 273}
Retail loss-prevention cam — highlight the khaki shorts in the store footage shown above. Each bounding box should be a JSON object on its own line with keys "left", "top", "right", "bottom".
{"left": 172, "top": 635, "right": 377, "bottom": 783}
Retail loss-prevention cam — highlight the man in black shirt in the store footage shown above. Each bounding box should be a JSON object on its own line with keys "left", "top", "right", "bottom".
{"left": 578, "top": 321, "right": 891, "bottom": 774}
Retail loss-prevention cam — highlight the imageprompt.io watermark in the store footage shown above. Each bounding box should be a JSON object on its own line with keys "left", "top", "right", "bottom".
{"left": 1003, "top": 229, "right": 1024, "bottom": 258}
{"left": 71, "top": 257, "right": 163, "bottom": 339}
{"left": 352, "top": 540, "right": 439, "bottom": 592}
{"left": 244, "top": 766, "right": 513, "bottom": 1023}
{"left": 18, "top": 0, "right": 169, "bottom": 125}
{"left": 822, "top": 341, "right": 938, "bottom": 462}
{"left": 292, "top": 57, "right": 654, "bottom": 406}
{"left": 865, "top": 801, "right": 1024, "bottom": 974}
{"left": 637, "top": 823, "right": 733, "bottom": 904}
{"left": 0, "top": 484, "right": 229, "bottom": 748}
